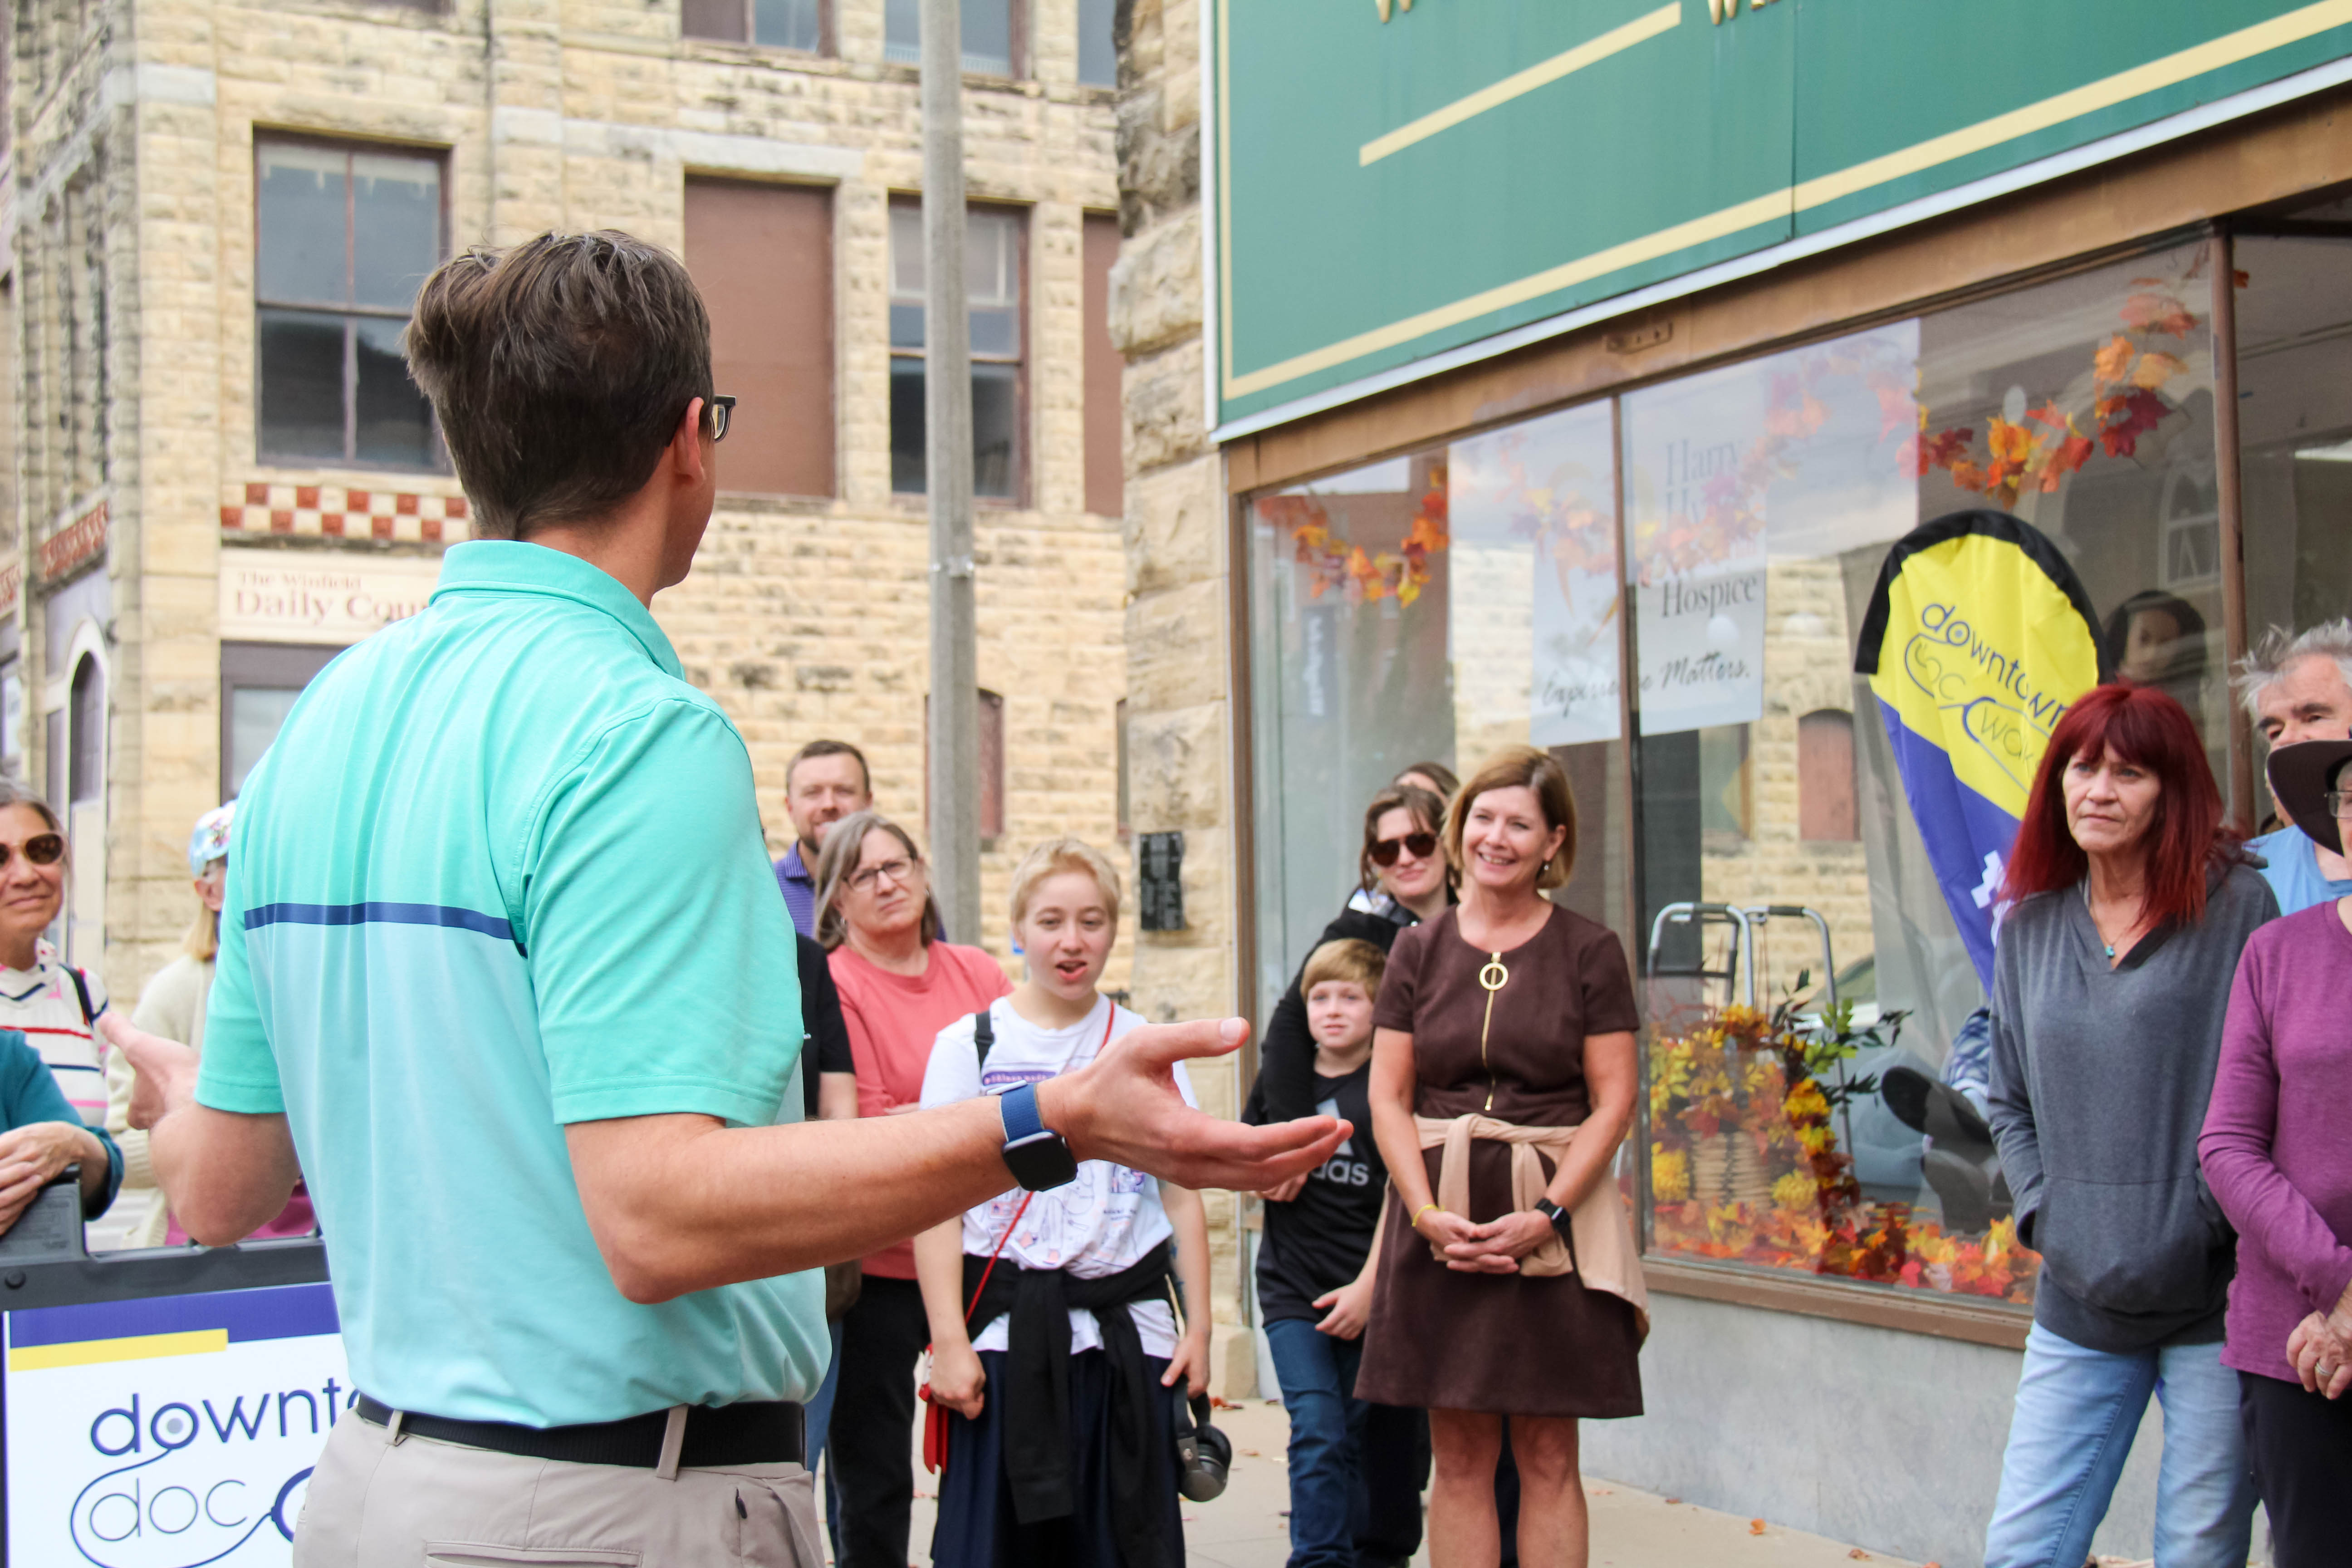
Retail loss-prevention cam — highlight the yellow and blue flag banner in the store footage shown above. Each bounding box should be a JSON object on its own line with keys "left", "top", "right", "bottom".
{"left": 1854, "top": 510, "right": 2107, "bottom": 988}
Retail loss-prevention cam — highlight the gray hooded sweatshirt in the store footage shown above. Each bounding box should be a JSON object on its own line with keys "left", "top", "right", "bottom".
{"left": 1986, "top": 861, "right": 2278, "bottom": 1353}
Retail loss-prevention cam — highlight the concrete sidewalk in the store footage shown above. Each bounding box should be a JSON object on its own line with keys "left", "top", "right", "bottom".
{"left": 844, "top": 1396, "right": 1922, "bottom": 1568}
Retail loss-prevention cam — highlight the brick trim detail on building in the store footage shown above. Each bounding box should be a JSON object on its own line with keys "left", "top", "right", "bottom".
{"left": 221, "top": 482, "right": 472, "bottom": 544}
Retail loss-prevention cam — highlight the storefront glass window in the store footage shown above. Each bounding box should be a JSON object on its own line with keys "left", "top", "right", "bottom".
{"left": 2234, "top": 213, "right": 2352, "bottom": 821}
{"left": 1248, "top": 240, "right": 2221, "bottom": 1312}
{"left": 1246, "top": 405, "right": 1635, "bottom": 1052}
{"left": 1635, "top": 244, "right": 2217, "bottom": 1303}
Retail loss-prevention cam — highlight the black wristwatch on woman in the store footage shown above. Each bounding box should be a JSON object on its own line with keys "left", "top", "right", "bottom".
{"left": 1533, "top": 1197, "right": 1573, "bottom": 1241}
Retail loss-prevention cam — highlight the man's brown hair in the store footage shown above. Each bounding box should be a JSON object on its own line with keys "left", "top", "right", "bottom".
{"left": 404, "top": 231, "right": 713, "bottom": 539}
{"left": 786, "top": 739, "right": 873, "bottom": 795}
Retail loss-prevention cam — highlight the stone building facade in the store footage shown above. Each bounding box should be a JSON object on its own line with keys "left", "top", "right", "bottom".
{"left": 4, "top": 0, "right": 1218, "bottom": 1290}
{"left": 5, "top": 0, "right": 1136, "bottom": 970}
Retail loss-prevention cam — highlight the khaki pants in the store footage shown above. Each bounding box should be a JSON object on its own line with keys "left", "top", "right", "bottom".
{"left": 293, "top": 1409, "right": 823, "bottom": 1567}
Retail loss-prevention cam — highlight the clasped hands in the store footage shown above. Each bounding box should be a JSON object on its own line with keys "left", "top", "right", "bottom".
{"left": 2285, "top": 1280, "right": 2352, "bottom": 1401}
{"left": 1413, "top": 1204, "right": 1552, "bottom": 1274}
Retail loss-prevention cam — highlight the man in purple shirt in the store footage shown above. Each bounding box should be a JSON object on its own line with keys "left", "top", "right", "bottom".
{"left": 775, "top": 740, "right": 872, "bottom": 936}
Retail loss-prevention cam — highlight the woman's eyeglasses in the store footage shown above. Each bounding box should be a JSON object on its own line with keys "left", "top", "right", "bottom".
{"left": 2326, "top": 790, "right": 2352, "bottom": 821}
{"left": 848, "top": 856, "right": 921, "bottom": 893}
{"left": 0, "top": 833, "right": 65, "bottom": 870}
{"left": 1369, "top": 831, "right": 1439, "bottom": 867}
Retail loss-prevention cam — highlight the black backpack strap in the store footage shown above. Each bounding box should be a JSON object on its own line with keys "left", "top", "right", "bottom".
{"left": 64, "top": 966, "right": 97, "bottom": 1028}
{"left": 972, "top": 1008, "right": 995, "bottom": 1066}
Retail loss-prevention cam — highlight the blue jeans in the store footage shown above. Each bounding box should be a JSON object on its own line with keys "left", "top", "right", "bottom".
{"left": 1985, "top": 1324, "right": 2256, "bottom": 1568}
{"left": 1267, "top": 1317, "right": 1373, "bottom": 1568}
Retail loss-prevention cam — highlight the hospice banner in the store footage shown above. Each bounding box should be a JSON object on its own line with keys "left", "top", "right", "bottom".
{"left": 1853, "top": 510, "right": 2107, "bottom": 988}
{"left": 5, "top": 1283, "right": 347, "bottom": 1567}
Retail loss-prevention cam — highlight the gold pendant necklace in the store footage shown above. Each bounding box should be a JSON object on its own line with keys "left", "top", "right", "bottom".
{"left": 1478, "top": 952, "right": 1508, "bottom": 1111}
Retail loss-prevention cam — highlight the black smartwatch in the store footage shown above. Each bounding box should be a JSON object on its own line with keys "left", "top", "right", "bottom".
{"left": 998, "top": 1083, "right": 1079, "bottom": 1191}
{"left": 1534, "top": 1197, "right": 1573, "bottom": 1242}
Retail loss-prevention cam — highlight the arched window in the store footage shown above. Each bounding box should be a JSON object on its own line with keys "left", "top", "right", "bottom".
{"left": 69, "top": 656, "right": 103, "bottom": 805}
{"left": 1798, "top": 709, "right": 1858, "bottom": 842}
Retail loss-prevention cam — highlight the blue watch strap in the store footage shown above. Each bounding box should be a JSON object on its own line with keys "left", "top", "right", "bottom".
{"left": 1000, "top": 1081, "right": 1048, "bottom": 1143}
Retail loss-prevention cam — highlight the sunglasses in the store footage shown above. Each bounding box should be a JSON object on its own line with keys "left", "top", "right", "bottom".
{"left": 706, "top": 394, "right": 737, "bottom": 442}
{"left": 1369, "top": 831, "right": 1439, "bottom": 867}
{"left": 0, "top": 833, "right": 64, "bottom": 870}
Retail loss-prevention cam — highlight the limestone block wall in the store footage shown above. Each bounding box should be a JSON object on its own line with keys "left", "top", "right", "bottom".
{"left": 1107, "top": 0, "right": 1259, "bottom": 1373}
{"left": 9, "top": 0, "right": 1134, "bottom": 1001}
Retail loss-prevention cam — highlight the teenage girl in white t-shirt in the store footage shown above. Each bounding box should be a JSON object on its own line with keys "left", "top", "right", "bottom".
{"left": 916, "top": 837, "right": 1211, "bottom": 1568}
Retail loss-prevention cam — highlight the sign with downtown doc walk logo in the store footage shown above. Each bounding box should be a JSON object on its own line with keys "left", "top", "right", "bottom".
{"left": 5, "top": 1283, "right": 348, "bottom": 1566}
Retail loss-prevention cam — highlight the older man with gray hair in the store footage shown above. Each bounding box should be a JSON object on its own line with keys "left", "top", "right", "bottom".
{"left": 2235, "top": 618, "right": 2352, "bottom": 912}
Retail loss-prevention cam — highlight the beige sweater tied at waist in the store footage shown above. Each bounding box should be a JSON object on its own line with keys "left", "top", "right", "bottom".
{"left": 1379, "top": 1112, "right": 1648, "bottom": 1326}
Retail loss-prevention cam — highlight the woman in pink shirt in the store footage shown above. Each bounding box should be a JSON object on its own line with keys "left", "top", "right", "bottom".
{"left": 817, "top": 810, "right": 1011, "bottom": 1568}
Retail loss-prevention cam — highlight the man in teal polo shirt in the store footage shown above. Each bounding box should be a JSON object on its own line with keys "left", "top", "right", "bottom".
{"left": 113, "top": 231, "right": 1345, "bottom": 1564}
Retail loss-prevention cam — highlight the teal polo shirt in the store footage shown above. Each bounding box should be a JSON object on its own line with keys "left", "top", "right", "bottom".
{"left": 197, "top": 541, "right": 822, "bottom": 1426}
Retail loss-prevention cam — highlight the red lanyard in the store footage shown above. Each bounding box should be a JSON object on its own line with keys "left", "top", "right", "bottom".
{"left": 958, "top": 1003, "right": 1116, "bottom": 1322}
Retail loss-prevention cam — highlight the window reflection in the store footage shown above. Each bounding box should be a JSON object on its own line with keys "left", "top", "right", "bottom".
{"left": 2234, "top": 218, "right": 2352, "bottom": 821}
{"left": 1246, "top": 243, "right": 2231, "bottom": 1311}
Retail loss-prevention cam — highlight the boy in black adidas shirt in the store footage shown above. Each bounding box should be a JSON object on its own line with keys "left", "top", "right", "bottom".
{"left": 1242, "top": 938, "right": 1394, "bottom": 1568}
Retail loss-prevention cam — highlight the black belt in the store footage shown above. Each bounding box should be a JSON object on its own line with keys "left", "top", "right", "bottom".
{"left": 355, "top": 1395, "right": 804, "bottom": 1469}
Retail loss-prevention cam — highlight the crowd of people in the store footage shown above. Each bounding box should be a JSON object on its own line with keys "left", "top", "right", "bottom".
{"left": 0, "top": 230, "right": 2341, "bottom": 1568}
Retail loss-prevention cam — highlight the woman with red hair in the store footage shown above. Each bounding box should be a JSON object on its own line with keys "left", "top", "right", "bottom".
{"left": 1982, "top": 682, "right": 2277, "bottom": 1568}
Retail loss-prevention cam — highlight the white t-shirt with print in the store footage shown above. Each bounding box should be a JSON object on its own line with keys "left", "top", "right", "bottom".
{"left": 0, "top": 944, "right": 111, "bottom": 1127}
{"left": 920, "top": 995, "right": 1196, "bottom": 1358}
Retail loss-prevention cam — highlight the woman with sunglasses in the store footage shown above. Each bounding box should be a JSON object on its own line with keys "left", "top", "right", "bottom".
{"left": 815, "top": 809, "right": 1012, "bottom": 1568}
{"left": 1243, "top": 780, "right": 1455, "bottom": 1568}
{"left": 104, "top": 804, "right": 315, "bottom": 1249}
{"left": 0, "top": 784, "right": 111, "bottom": 1136}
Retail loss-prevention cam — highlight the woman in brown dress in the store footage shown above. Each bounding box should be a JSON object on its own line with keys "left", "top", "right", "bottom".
{"left": 1355, "top": 745, "right": 1646, "bottom": 1568}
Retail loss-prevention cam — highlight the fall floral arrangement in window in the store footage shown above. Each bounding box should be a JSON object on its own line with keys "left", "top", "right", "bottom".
{"left": 1648, "top": 983, "right": 2038, "bottom": 1303}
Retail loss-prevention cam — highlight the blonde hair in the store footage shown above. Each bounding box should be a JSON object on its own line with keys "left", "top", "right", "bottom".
{"left": 184, "top": 906, "right": 219, "bottom": 962}
{"left": 813, "top": 811, "right": 943, "bottom": 951}
{"left": 1301, "top": 937, "right": 1384, "bottom": 999}
{"left": 1008, "top": 836, "right": 1124, "bottom": 929}
{"left": 1446, "top": 745, "right": 1579, "bottom": 891}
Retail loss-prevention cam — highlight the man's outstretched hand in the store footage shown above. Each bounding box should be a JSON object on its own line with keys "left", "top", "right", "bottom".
{"left": 1039, "top": 1017, "right": 1348, "bottom": 1193}
{"left": 101, "top": 1013, "right": 201, "bottom": 1132}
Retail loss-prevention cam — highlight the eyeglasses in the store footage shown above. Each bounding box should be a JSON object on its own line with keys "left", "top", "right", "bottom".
{"left": 1369, "top": 831, "right": 1439, "bottom": 867}
{"left": 0, "top": 833, "right": 65, "bottom": 871}
{"left": 705, "top": 394, "right": 737, "bottom": 442}
{"left": 849, "top": 856, "right": 921, "bottom": 893}
{"left": 2325, "top": 790, "right": 2352, "bottom": 820}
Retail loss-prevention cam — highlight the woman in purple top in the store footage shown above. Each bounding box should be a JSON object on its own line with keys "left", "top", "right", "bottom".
{"left": 2199, "top": 734, "right": 2352, "bottom": 1568}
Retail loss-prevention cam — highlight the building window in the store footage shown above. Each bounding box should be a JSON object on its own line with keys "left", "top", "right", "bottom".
{"left": 885, "top": 0, "right": 1018, "bottom": 76}
{"left": 61, "top": 654, "right": 104, "bottom": 967}
{"left": 1245, "top": 240, "right": 2234, "bottom": 1317}
{"left": 890, "top": 202, "right": 1024, "bottom": 500}
{"left": 682, "top": 0, "right": 825, "bottom": 52}
{"left": 221, "top": 642, "right": 343, "bottom": 800}
{"left": 0, "top": 663, "right": 20, "bottom": 779}
{"left": 1077, "top": 0, "right": 1116, "bottom": 86}
{"left": 255, "top": 138, "right": 443, "bottom": 470}
{"left": 1083, "top": 212, "right": 1123, "bottom": 516}
{"left": 1798, "top": 709, "right": 1858, "bottom": 843}
{"left": 685, "top": 178, "right": 836, "bottom": 497}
